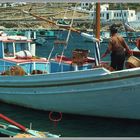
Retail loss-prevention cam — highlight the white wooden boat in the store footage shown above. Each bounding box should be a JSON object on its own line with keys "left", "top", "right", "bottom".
{"left": 1, "top": 33, "right": 140, "bottom": 119}
{"left": 1, "top": 64, "right": 140, "bottom": 119}
{"left": 1, "top": 4, "right": 140, "bottom": 120}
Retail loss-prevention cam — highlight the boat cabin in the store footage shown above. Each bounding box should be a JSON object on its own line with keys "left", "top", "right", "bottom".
{"left": 0, "top": 36, "right": 31, "bottom": 58}
{"left": 0, "top": 35, "right": 50, "bottom": 75}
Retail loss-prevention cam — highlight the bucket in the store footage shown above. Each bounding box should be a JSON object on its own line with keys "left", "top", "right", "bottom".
{"left": 125, "top": 56, "right": 140, "bottom": 68}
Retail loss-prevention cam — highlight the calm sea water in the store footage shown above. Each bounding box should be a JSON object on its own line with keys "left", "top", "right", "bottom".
{"left": 1, "top": 31, "right": 140, "bottom": 137}
{"left": 2, "top": 102, "right": 140, "bottom": 137}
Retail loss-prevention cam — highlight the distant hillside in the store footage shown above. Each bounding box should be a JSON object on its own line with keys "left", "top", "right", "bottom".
{"left": 109, "top": 3, "right": 140, "bottom": 12}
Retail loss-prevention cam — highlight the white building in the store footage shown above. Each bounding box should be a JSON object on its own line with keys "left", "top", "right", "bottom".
{"left": 136, "top": 12, "right": 140, "bottom": 21}
{"left": 80, "top": 2, "right": 95, "bottom": 10}
{"left": 0, "top": 2, "right": 26, "bottom": 7}
{"left": 101, "top": 4, "right": 109, "bottom": 11}
{"left": 89, "top": 9, "right": 136, "bottom": 22}
{"left": 80, "top": 3, "right": 109, "bottom": 11}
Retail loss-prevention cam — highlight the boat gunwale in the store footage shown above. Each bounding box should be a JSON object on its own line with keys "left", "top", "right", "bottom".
{"left": 0, "top": 67, "right": 140, "bottom": 88}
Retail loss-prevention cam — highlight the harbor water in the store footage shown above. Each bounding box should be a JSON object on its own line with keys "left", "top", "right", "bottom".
{"left": 1, "top": 30, "right": 140, "bottom": 137}
{"left": 2, "top": 102, "right": 140, "bottom": 137}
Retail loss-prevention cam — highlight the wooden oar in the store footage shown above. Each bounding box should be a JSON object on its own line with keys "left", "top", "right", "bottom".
{"left": 22, "top": 10, "right": 101, "bottom": 44}
{"left": 22, "top": 10, "right": 81, "bottom": 34}
{"left": 0, "top": 113, "right": 42, "bottom": 137}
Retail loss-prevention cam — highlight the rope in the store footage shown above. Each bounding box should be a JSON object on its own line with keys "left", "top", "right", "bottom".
{"left": 120, "top": 3, "right": 129, "bottom": 39}
{"left": 58, "top": 3, "right": 78, "bottom": 67}
{"left": 47, "top": 45, "right": 55, "bottom": 62}
{"left": 63, "top": 7, "right": 69, "bottom": 20}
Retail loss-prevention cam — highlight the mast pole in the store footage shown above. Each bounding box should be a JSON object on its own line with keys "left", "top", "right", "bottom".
{"left": 95, "top": 2, "right": 100, "bottom": 40}
{"left": 94, "top": 2, "right": 101, "bottom": 66}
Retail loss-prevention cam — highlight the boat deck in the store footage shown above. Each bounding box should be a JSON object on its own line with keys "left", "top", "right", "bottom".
{"left": 52, "top": 55, "right": 95, "bottom": 65}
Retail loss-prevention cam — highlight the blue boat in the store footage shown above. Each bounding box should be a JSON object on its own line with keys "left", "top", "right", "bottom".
{"left": 35, "top": 30, "right": 57, "bottom": 45}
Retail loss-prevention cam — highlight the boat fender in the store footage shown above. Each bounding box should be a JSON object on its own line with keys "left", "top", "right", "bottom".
{"left": 16, "top": 50, "right": 32, "bottom": 59}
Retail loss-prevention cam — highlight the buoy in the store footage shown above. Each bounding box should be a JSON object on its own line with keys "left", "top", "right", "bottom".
{"left": 49, "top": 112, "right": 62, "bottom": 127}
{"left": 49, "top": 112, "right": 62, "bottom": 122}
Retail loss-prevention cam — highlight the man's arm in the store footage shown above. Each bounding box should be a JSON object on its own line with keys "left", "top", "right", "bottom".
{"left": 101, "top": 40, "right": 112, "bottom": 58}
{"left": 121, "top": 37, "right": 132, "bottom": 55}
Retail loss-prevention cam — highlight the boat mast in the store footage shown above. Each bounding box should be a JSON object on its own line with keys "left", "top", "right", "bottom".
{"left": 94, "top": 2, "right": 101, "bottom": 66}
{"left": 95, "top": 3, "right": 100, "bottom": 40}
{"left": 120, "top": 3, "right": 129, "bottom": 40}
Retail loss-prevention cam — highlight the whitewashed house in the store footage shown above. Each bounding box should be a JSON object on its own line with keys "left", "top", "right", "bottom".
{"left": 127, "top": 11, "right": 140, "bottom": 29}
{"left": 80, "top": 2, "right": 95, "bottom": 10}
{"left": 0, "top": 2, "right": 26, "bottom": 7}
{"left": 0, "top": 3, "right": 8, "bottom": 7}
{"left": 89, "top": 8, "right": 136, "bottom": 22}
{"left": 136, "top": 12, "right": 140, "bottom": 21}
{"left": 80, "top": 3, "right": 109, "bottom": 11}
{"left": 100, "top": 4, "right": 109, "bottom": 11}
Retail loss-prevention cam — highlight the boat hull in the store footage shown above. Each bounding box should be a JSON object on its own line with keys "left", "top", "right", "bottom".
{"left": 0, "top": 68, "right": 140, "bottom": 119}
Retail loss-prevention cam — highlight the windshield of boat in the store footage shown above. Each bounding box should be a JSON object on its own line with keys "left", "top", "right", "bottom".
{"left": 3, "top": 42, "right": 14, "bottom": 57}
{"left": 15, "top": 42, "right": 29, "bottom": 52}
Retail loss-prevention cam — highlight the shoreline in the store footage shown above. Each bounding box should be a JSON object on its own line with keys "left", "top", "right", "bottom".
{"left": 0, "top": 4, "right": 140, "bottom": 32}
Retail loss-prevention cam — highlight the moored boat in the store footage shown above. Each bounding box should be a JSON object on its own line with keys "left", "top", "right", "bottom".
{"left": 0, "top": 114, "right": 60, "bottom": 138}
{"left": 1, "top": 3, "right": 140, "bottom": 120}
{"left": 1, "top": 30, "right": 140, "bottom": 119}
{"left": 35, "top": 30, "right": 57, "bottom": 45}
{"left": 119, "top": 31, "right": 139, "bottom": 43}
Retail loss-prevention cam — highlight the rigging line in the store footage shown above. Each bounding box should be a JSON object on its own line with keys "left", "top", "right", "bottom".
{"left": 63, "top": 6, "right": 69, "bottom": 19}
{"left": 23, "top": 10, "right": 29, "bottom": 28}
{"left": 120, "top": 4, "right": 126, "bottom": 25}
{"left": 120, "top": 3, "right": 129, "bottom": 39}
{"left": 58, "top": 3, "right": 78, "bottom": 66}
{"left": 22, "top": 9, "right": 81, "bottom": 34}
{"left": 47, "top": 45, "right": 55, "bottom": 62}
{"left": 58, "top": 46, "right": 66, "bottom": 69}
{"left": 65, "top": 3, "right": 78, "bottom": 46}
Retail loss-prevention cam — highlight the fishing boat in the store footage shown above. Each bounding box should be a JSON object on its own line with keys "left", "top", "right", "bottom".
{"left": 37, "top": 30, "right": 57, "bottom": 39}
{"left": 0, "top": 114, "right": 60, "bottom": 138}
{"left": 119, "top": 31, "right": 138, "bottom": 43}
{"left": 56, "top": 19, "right": 71, "bottom": 27}
{"left": 35, "top": 30, "right": 57, "bottom": 46}
{"left": 1, "top": 3, "right": 140, "bottom": 120}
